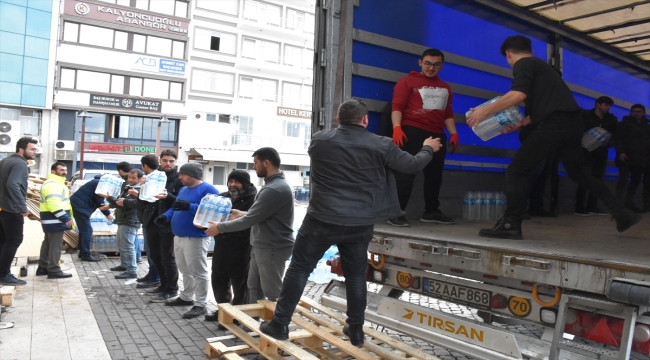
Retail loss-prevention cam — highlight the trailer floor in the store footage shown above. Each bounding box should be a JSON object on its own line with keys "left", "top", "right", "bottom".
{"left": 374, "top": 214, "right": 650, "bottom": 273}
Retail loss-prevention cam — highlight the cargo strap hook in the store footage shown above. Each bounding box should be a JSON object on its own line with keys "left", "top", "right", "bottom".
{"left": 532, "top": 284, "right": 562, "bottom": 307}
{"left": 369, "top": 253, "right": 386, "bottom": 269}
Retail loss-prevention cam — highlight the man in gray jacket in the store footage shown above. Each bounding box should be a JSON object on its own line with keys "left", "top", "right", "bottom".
{"left": 259, "top": 99, "right": 441, "bottom": 345}
{"left": 0, "top": 136, "right": 39, "bottom": 286}
{"left": 206, "top": 147, "right": 294, "bottom": 305}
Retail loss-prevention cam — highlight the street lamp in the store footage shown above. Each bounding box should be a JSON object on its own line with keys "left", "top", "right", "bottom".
{"left": 155, "top": 115, "right": 171, "bottom": 156}
{"left": 77, "top": 109, "right": 92, "bottom": 180}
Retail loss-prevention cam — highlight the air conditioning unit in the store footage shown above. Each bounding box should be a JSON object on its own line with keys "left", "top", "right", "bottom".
{"left": 54, "top": 140, "right": 75, "bottom": 151}
{"left": 0, "top": 120, "right": 20, "bottom": 153}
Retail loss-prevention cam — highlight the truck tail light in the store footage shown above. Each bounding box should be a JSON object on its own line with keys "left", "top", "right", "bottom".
{"left": 490, "top": 294, "right": 508, "bottom": 309}
{"left": 327, "top": 257, "right": 344, "bottom": 276}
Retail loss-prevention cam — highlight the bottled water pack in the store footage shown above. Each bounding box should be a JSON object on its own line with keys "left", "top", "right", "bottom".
{"left": 193, "top": 194, "right": 233, "bottom": 228}
{"left": 463, "top": 191, "right": 506, "bottom": 220}
{"left": 139, "top": 170, "right": 167, "bottom": 203}
{"left": 467, "top": 97, "right": 524, "bottom": 141}
{"left": 581, "top": 127, "right": 611, "bottom": 152}
{"left": 95, "top": 174, "right": 124, "bottom": 198}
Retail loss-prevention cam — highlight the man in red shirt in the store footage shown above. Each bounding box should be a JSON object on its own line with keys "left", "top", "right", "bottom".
{"left": 389, "top": 48, "right": 458, "bottom": 226}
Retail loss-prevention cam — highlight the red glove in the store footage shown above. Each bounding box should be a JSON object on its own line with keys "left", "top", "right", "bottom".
{"left": 448, "top": 133, "right": 459, "bottom": 154}
{"left": 392, "top": 125, "right": 407, "bottom": 147}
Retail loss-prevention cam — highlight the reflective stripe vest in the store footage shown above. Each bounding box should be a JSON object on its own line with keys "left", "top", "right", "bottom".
{"left": 40, "top": 173, "right": 73, "bottom": 233}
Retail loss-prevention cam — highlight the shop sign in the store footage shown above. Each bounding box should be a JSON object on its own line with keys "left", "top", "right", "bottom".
{"left": 132, "top": 55, "right": 185, "bottom": 76}
{"left": 65, "top": 0, "right": 189, "bottom": 35}
{"left": 188, "top": 155, "right": 208, "bottom": 164}
{"left": 90, "top": 94, "right": 161, "bottom": 113}
{"left": 84, "top": 142, "right": 176, "bottom": 154}
{"left": 277, "top": 106, "right": 312, "bottom": 119}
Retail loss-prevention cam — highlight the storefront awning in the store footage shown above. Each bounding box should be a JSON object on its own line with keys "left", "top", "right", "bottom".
{"left": 193, "top": 148, "right": 310, "bottom": 167}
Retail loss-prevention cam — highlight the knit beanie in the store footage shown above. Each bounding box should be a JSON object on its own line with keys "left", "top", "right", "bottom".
{"left": 179, "top": 162, "right": 203, "bottom": 180}
{"left": 227, "top": 170, "right": 251, "bottom": 190}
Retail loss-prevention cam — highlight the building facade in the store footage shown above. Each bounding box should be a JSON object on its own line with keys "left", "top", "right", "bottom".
{"left": 182, "top": 0, "right": 315, "bottom": 189}
{"left": 50, "top": 0, "right": 190, "bottom": 176}
{"left": 0, "top": 0, "right": 59, "bottom": 175}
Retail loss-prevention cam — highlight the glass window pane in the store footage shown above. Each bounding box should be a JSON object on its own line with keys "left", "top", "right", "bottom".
{"left": 79, "top": 24, "right": 114, "bottom": 48}
{"left": 84, "top": 113, "right": 106, "bottom": 133}
{"left": 263, "top": 80, "right": 276, "bottom": 101}
{"left": 149, "top": 0, "right": 175, "bottom": 15}
{"left": 110, "top": 75, "right": 124, "bottom": 94}
{"left": 175, "top": 1, "right": 188, "bottom": 17}
{"left": 76, "top": 70, "right": 110, "bottom": 92}
{"left": 172, "top": 41, "right": 185, "bottom": 58}
{"left": 240, "top": 78, "right": 252, "bottom": 97}
{"left": 116, "top": 0, "right": 130, "bottom": 6}
{"left": 133, "top": 34, "right": 146, "bottom": 53}
{"left": 135, "top": 0, "right": 148, "bottom": 10}
{"left": 60, "top": 69, "right": 75, "bottom": 88}
{"left": 114, "top": 31, "right": 128, "bottom": 50}
{"left": 169, "top": 82, "right": 182, "bottom": 100}
{"left": 221, "top": 33, "right": 236, "bottom": 54}
{"left": 63, "top": 22, "right": 78, "bottom": 42}
{"left": 194, "top": 28, "right": 210, "bottom": 50}
{"left": 130, "top": 77, "right": 143, "bottom": 96}
{"left": 267, "top": 5, "right": 281, "bottom": 26}
{"left": 265, "top": 42, "right": 279, "bottom": 63}
{"left": 168, "top": 120, "right": 177, "bottom": 141}
{"left": 146, "top": 36, "right": 172, "bottom": 57}
{"left": 118, "top": 116, "right": 129, "bottom": 138}
{"left": 217, "top": 73, "right": 233, "bottom": 94}
{"left": 243, "top": 38, "right": 255, "bottom": 58}
{"left": 143, "top": 78, "right": 169, "bottom": 99}
{"left": 129, "top": 117, "right": 143, "bottom": 138}
{"left": 142, "top": 117, "right": 153, "bottom": 139}
{"left": 302, "top": 85, "right": 312, "bottom": 106}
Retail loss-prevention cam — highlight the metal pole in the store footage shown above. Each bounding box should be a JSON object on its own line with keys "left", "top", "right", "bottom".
{"left": 71, "top": 111, "right": 80, "bottom": 177}
{"left": 79, "top": 117, "right": 86, "bottom": 179}
{"left": 155, "top": 121, "right": 162, "bottom": 157}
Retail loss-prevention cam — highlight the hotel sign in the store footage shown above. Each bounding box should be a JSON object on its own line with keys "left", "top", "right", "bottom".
{"left": 90, "top": 94, "right": 161, "bottom": 113}
{"left": 277, "top": 106, "right": 312, "bottom": 119}
{"left": 64, "top": 0, "right": 189, "bottom": 35}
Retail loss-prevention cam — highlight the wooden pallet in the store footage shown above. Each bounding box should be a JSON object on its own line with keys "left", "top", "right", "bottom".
{"left": 206, "top": 297, "right": 440, "bottom": 360}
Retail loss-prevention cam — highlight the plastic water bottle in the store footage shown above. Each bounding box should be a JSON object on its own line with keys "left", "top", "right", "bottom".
{"left": 495, "top": 192, "right": 506, "bottom": 219}
{"left": 485, "top": 192, "right": 495, "bottom": 220}
{"left": 467, "top": 97, "right": 524, "bottom": 141}
{"left": 475, "top": 192, "right": 484, "bottom": 220}
{"left": 221, "top": 197, "right": 232, "bottom": 222}
{"left": 463, "top": 191, "right": 472, "bottom": 220}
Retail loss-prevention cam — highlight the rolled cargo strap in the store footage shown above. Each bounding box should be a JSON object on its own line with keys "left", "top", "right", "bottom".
{"left": 608, "top": 281, "right": 650, "bottom": 306}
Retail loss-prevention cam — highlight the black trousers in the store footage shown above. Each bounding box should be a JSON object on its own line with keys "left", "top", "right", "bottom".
{"left": 616, "top": 163, "right": 645, "bottom": 206}
{"left": 0, "top": 211, "right": 24, "bottom": 277}
{"left": 575, "top": 148, "right": 608, "bottom": 211}
{"left": 145, "top": 222, "right": 178, "bottom": 293}
{"left": 211, "top": 240, "right": 251, "bottom": 305}
{"left": 505, "top": 115, "right": 622, "bottom": 221}
{"left": 644, "top": 167, "right": 650, "bottom": 207}
{"left": 395, "top": 126, "right": 447, "bottom": 213}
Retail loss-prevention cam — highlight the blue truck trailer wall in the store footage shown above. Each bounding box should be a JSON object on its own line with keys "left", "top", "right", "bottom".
{"left": 346, "top": 0, "right": 650, "bottom": 174}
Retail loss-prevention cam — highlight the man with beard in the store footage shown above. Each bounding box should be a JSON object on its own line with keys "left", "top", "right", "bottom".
{"left": 206, "top": 147, "right": 294, "bottom": 306}
{"left": 204, "top": 170, "right": 257, "bottom": 325}
{"left": 0, "top": 137, "right": 38, "bottom": 286}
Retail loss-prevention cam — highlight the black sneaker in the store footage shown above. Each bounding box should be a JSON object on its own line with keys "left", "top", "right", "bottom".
{"left": 587, "top": 208, "right": 609, "bottom": 216}
{"left": 479, "top": 217, "right": 523, "bottom": 240}
{"left": 145, "top": 286, "right": 164, "bottom": 294}
{"left": 205, "top": 310, "right": 218, "bottom": 322}
{"left": 614, "top": 209, "right": 642, "bottom": 233}
{"left": 36, "top": 266, "right": 48, "bottom": 276}
{"left": 115, "top": 272, "right": 137, "bottom": 279}
{"left": 574, "top": 209, "right": 590, "bottom": 216}
{"left": 80, "top": 255, "right": 101, "bottom": 262}
{"left": 420, "top": 210, "right": 455, "bottom": 224}
{"left": 0, "top": 274, "right": 26, "bottom": 286}
{"left": 136, "top": 280, "right": 160, "bottom": 289}
{"left": 165, "top": 297, "right": 194, "bottom": 306}
{"left": 150, "top": 292, "right": 179, "bottom": 303}
{"left": 136, "top": 274, "right": 151, "bottom": 283}
{"left": 387, "top": 216, "right": 410, "bottom": 227}
{"left": 182, "top": 306, "right": 207, "bottom": 319}
{"left": 110, "top": 265, "right": 126, "bottom": 272}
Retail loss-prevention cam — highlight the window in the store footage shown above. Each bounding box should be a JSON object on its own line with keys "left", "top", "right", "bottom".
{"left": 219, "top": 114, "right": 231, "bottom": 123}
{"left": 20, "top": 115, "right": 39, "bottom": 137}
{"left": 110, "top": 75, "right": 124, "bottom": 94}
{"left": 243, "top": 0, "right": 281, "bottom": 26}
{"left": 129, "top": 77, "right": 143, "bottom": 96}
{"left": 172, "top": 41, "right": 185, "bottom": 58}
{"left": 97, "top": 0, "right": 131, "bottom": 5}
{"left": 169, "top": 82, "right": 182, "bottom": 100}
{"left": 195, "top": 28, "right": 236, "bottom": 54}
{"left": 236, "top": 116, "right": 253, "bottom": 134}
{"left": 285, "top": 121, "right": 301, "bottom": 137}
{"left": 76, "top": 70, "right": 111, "bottom": 93}
{"left": 134, "top": 0, "right": 188, "bottom": 17}
{"left": 284, "top": 45, "right": 312, "bottom": 69}
{"left": 146, "top": 36, "right": 173, "bottom": 57}
{"left": 79, "top": 24, "right": 114, "bottom": 47}
{"left": 59, "top": 69, "right": 181, "bottom": 100}
{"left": 287, "top": 9, "right": 314, "bottom": 33}
{"left": 114, "top": 31, "right": 128, "bottom": 50}
{"left": 133, "top": 34, "right": 146, "bottom": 53}
{"left": 83, "top": 113, "right": 107, "bottom": 142}
{"left": 63, "top": 22, "right": 78, "bottom": 42}
{"left": 191, "top": 70, "right": 234, "bottom": 95}
{"left": 206, "top": 114, "right": 216, "bottom": 121}
{"left": 239, "top": 77, "right": 277, "bottom": 102}
{"left": 114, "top": 116, "right": 178, "bottom": 142}
{"left": 143, "top": 79, "right": 169, "bottom": 99}
{"left": 60, "top": 68, "right": 76, "bottom": 88}
{"left": 241, "top": 37, "right": 279, "bottom": 63}
{"left": 196, "top": 0, "right": 238, "bottom": 15}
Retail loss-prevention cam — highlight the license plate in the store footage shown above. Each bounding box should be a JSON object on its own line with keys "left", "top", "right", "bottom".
{"left": 423, "top": 278, "right": 492, "bottom": 310}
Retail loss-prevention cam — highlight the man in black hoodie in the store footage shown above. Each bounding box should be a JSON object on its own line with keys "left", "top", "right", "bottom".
{"left": 205, "top": 170, "right": 257, "bottom": 324}
{"left": 615, "top": 104, "right": 649, "bottom": 213}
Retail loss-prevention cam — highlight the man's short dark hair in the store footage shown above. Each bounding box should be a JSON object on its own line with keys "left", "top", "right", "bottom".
{"left": 500, "top": 35, "right": 532, "bottom": 56}
{"left": 16, "top": 136, "right": 38, "bottom": 153}
{"left": 631, "top": 104, "right": 646, "bottom": 112}
{"left": 160, "top": 149, "right": 177, "bottom": 159}
{"left": 51, "top": 162, "right": 66, "bottom": 171}
{"left": 116, "top": 161, "right": 132, "bottom": 173}
{"left": 129, "top": 168, "right": 144, "bottom": 178}
{"left": 421, "top": 48, "right": 445, "bottom": 62}
{"left": 252, "top": 147, "right": 281, "bottom": 168}
{"left": 141, "top": 154, "right": 159, "bottom": 170}
{"left": 596, "top": 96, "right": 614, "bottom": 105}
{"left": 338, "top": 98, "right": 368, "bottom": 125}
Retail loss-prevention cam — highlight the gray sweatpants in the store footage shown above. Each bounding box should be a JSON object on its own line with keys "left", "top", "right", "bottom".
{"left": 174, "top": 236, "right": 210, "bottom": 307}
{"left": 39, "top": 231, "right": 64, "bottom": 273}
{"left": 247, "top": 246, "right": 293, "bottom": 303}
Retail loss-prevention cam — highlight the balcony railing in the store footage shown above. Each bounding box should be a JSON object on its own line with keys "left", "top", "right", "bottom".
{"left": 231, "top": 134, "right": 309, "bottom": 150}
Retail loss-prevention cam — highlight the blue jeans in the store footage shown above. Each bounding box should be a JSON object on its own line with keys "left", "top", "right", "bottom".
{"left": 135, "top": 235, "right": 141, "bottom": 260}
{"left": 274, "top": 214, "right": 373, "bottom": 326}
{"left": 73, "top": 213, "right": 92, "bottom": 258}
{"left": 142, "top": 226, "right": 159, "bottom": 281}
{"left": 116, "top": 225, "right": 138, "bottom": 274}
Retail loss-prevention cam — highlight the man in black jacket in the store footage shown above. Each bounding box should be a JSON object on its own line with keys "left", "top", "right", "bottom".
{"left": 615, "top": 104, "right": 649, "bottom": 213}
{"left": 140, "top": 150, "right": 183, "bottom": 302}
{"left": 205, "top": 170, "right": 257, "bottom": 324}
{"left": 259, "top": 99, "right": 440, "bottom": 345}
{"left": 574, "top": 96, "right": 618, "bottom": 216}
